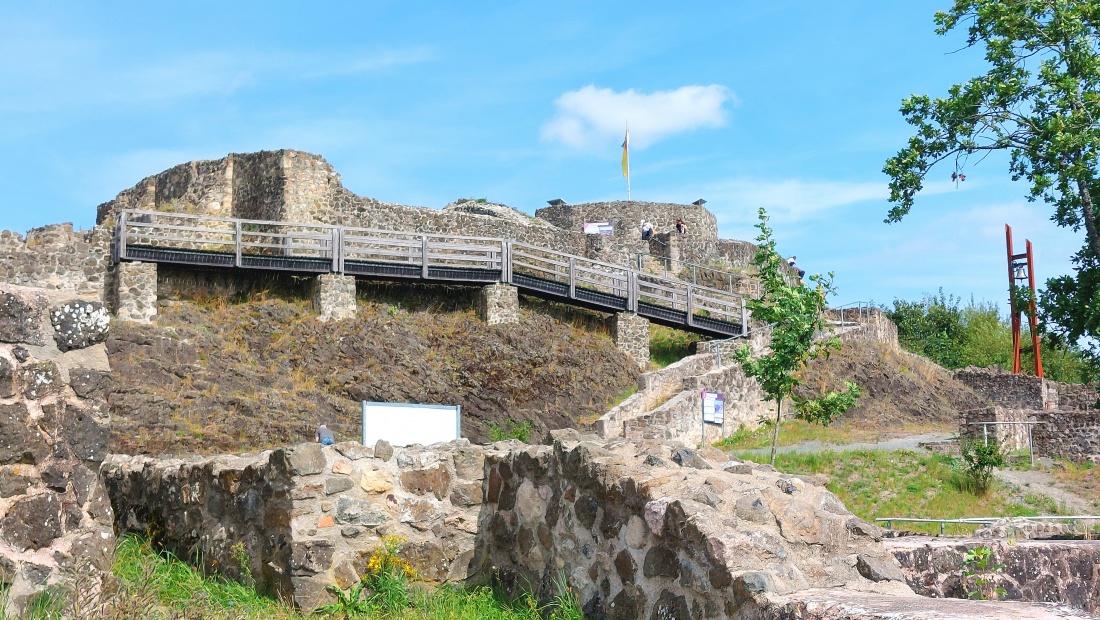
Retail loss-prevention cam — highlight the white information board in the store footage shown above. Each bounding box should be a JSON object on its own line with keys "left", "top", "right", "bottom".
{"left": 360, "top": 402, "right": 461, "bottom": 447}
{"left": 702, "top": 390, "right": 725, "bottom": 425}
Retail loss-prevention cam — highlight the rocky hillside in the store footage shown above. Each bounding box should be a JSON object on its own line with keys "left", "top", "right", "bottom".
{"left": 95, "top": 284, "right": 637, "bottom": 455}
{"left": 795, "top": 338, "right": 987, "bottom": 426}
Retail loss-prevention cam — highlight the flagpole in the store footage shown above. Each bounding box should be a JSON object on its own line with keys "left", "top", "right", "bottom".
{"left": 624, "top": 121, "right": 631, "bottom": 200}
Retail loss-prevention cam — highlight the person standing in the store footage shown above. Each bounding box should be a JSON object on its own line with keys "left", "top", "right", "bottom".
{"left": 641, "top": 221, "right": 653, "bottom": 241}
{"left": 675, "top": 218, "right": 686, "bottom": 234}
{"left": 315, "top": 424, "right": 335, "bottom": 446}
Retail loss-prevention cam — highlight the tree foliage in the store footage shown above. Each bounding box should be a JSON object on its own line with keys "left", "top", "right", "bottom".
{"left": 883, "top": 291, "right": 1093, "bottom": 382}
{"left": 883, "top": 0, "right": 1100, "bottom": 378}
{"left": 735, "top": 209, "right": 860, "bottom": 466}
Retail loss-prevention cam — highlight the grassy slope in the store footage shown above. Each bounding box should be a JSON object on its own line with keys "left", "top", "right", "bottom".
{"left": 105, "top": 287, "right": 638, "bottom": 455}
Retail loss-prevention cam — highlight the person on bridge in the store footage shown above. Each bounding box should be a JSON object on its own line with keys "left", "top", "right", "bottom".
{"left": 641, "top": 221, "right": 653, "bottom": 241}
{"left": 315, "top": 424, "right": 335, "bottom": 446}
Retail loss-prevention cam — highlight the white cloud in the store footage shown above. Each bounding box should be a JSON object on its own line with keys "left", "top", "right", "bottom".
{"left": 540, "top": 85, "right": 732, "bottom": 150}
{"left": 700, "top": 178, "right": 885, "bottom": 226}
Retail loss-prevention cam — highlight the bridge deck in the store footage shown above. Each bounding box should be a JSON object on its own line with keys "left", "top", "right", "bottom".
{"left": 114, "top": 211, "right": 747, "bottom": 338}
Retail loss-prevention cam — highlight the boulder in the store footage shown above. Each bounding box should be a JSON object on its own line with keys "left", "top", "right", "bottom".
{"left": 50, "top": 301, "right": 110, "bottom": 351}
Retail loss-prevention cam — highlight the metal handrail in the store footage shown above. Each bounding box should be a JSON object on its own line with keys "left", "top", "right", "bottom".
{"left": 876, "top": 515, "right": 1100, "bottom": 537}
{"left": 830, "top": 301, "right": 873, "bottom": 326}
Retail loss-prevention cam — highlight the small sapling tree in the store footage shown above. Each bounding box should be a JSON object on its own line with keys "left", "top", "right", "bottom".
{"left": 735, "top": 208, "right": 860, "bottom": 466}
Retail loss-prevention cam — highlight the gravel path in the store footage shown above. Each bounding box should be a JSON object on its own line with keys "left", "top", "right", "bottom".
{"left": 736, "top": 433, "right": 1098, "bottom": 515}
{"left": 734, "top": 432, "right": 956, "bottom": 457}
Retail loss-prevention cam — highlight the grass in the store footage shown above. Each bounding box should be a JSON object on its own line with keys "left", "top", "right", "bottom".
{"left": 714, "top": 418, "right": 952, "bottom": 451}
{"left": 721, "top": 448, "right": 1061, "bottom": 536}
{"left": 649, "top": 324, "right": 703, "bottom": 368}
{"left": 4, "top": 536, "right": 583, "bottom": 620}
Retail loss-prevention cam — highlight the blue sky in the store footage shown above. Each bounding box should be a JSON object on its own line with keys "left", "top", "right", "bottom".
{"left": 0, "top": 2, "right": 1080, "bottom": 310}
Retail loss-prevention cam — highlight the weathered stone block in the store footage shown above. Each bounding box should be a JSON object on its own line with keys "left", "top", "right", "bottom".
{"left": 0, "top": 290, "right": 47, "bottom": 345}
{"left": 452, "top": 446, "right": 485, "bottom": 480}
{"left": 358, "top": 467, "right": 393, "bottom": 493}
{"left": 18, "top": 361, "right": 61, "bottom": 400}
{"left": 277, "top": 444, "right": 326, "bottom": 476}
{"left": 49, "top": 300, "right": 110, "bottom": 351}
{"left": 335, "top": 496, "right": 388, "bottom": 527}
{"left": 0, "top": 465, "right": 35, "bottom": 498}
{"left": 334, "top": 442, "right": 373, "bottom": 461}
{"left": 1, "top": 493, "right": 63, "bottom": 550}
{"left": 400, "top": 464, "right": 451, "bottom": 500}
{"left": 0, "top": 403, "right": 49, "bottom": 465}
{"left": 856, "top": 553, "right": 905, "bottom": 583}
{"left": 69, "top": 368, "right": 112, "bottom": 399}
{"left": 449, "top": 481, "right": 483, "bottom": 506}
{"left": 290, "top": 540, "right": 335, "bottom": 575}
{"left": 374, "top": 440, "right": 393, "bottom": 461}
{"left": 0, "top": 357, "right": 13, "bottom": 398}
{"left": 324, "top": 476, "right": 353, "bottom": 495}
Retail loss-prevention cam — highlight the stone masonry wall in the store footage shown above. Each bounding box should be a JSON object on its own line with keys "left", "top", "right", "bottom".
{"left": 0, "top": 284, "right": 116, "bottom": 614}
{"left": 102, "top": 439, "right": 491, "bottom": 610}
{"left": 887, "top": 536, "right": 1100, "bottom": 614}
{"left": 312, "top": 274, "right": 357, "bottom": 322}
{"left": 92, "top": 150, "right": 756, "bottom": 273}
{"left": 1032, "top": 409, "right": 1100, "bottom": 462}
{"left": 955, "top": 368, "right": 1098, "bottom": 461}
{"left": 0, "top": 225, "right": 113, "bottom": 296}
{"left": 115, "top": 261, "right": 158, "bottom": 324}
{"left": 476, "top": 283, "right": 519, "bottom": 326}
{"left": 610, "top": 312, "right": 649, "bottom": 370}
{"left": 470, "top": 438, "right": 916, "bottom": 619}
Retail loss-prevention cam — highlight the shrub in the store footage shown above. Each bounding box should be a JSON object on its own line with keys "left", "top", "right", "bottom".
{"left": 959, "top": 438, "right": 1006, "bottom": 495}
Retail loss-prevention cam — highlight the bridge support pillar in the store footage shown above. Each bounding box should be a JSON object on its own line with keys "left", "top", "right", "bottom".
{"left": 612, "top": 312, "right": 649, "bottom": 370}
{"left": 312, "top": 274, "right": 357, "bottom": 322}
{"left": 115, "top": 261, "right": 158, "bottom": 324}
{"left": 477, "top": 284, "right": 519, "bottom": 325}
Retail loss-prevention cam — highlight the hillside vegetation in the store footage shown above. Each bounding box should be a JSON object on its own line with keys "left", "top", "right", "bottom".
{"left": 100, "top": 283, "right": 637, "bottom": 455}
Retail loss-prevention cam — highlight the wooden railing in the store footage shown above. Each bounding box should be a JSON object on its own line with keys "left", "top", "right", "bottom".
{"left": 114, "top": 210, "right": 748, "bottom": 336}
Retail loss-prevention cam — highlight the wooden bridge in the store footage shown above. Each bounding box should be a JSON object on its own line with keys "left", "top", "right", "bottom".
{"left": 112, "top": 210, "right": 749, "bottom": 338}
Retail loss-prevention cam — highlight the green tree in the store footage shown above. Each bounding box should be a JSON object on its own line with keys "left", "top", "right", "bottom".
{"left": 883, "top": 1, "right": 1100, "bottom": 378}
{"left": 735, "top": 209, "right": 860, "bottom": 466}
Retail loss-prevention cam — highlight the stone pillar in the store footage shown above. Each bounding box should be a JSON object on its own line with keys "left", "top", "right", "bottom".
{"left": 116, "top": 261, "right": 158, "bottom": 324}
{"left": 312, "top": 274, "right": 357, "bottom": 322}
{"left": 612, "top": 312, "right": 649, "bottom": 370}
{"left": 477, "top": 284, "right": 519, "bottom": 325}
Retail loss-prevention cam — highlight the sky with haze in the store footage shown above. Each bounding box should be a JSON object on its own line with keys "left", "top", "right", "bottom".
{"left": 0, "top": 2, "right": 1081, "bottom": 311}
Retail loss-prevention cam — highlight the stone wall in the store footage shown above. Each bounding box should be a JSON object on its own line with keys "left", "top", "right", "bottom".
{"left": 102, "top": 439, "right": 492, "bottom": 609}
{"left": 0, "top": 284, "right": 116, "bottom": 613}
{"left": 312, "top": 274, "right": 357, "bottom": 322}
{"left": 115, "top": 262, "right": 158, "bottom": 324}
{"left": 0, "top": 224, "right": 113, "bottom": 296}
{"left": 1032, "top": 409, "right": 1100, "bottom": 462}
{"left": 826, "top": 307, "right": 899, "bottom": 348}
{"left": 954, "top": 368, "right": 1049, "bottom": 410}
{"left": 954, "top": 369, "right": 1098, "bottom": 461}
{"left": 887, "top": 536, "right": 1100, "bottom": 614}
{"left": 610, "top": 312, "right": 649, "bottom": 370}
{"left": 470, "top": 438, "right": 916, "bottom": 619}
{"left": 476, "top": 283, "right": 519, "bottom": 326}
{"left": 92, "top": 150, "right": 761, "bottom": 273}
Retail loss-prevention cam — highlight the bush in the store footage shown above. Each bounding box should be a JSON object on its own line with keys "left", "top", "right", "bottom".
{"left": 959, "top": 438, "right": 1006, "bottom": 495}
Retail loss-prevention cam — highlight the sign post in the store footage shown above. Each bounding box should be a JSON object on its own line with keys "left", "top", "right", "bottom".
{"left": 701, "top": 390, "right": 725, "bottom": 446}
